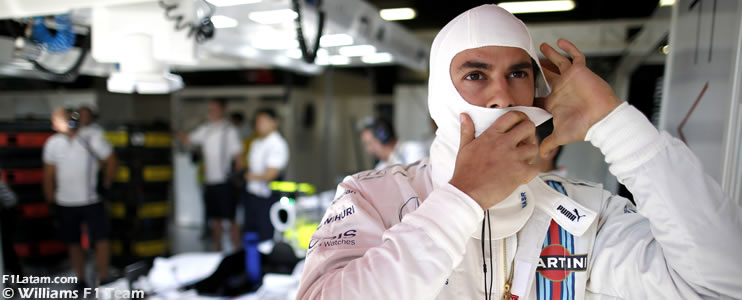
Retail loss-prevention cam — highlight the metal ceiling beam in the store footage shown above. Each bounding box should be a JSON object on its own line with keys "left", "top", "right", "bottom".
{"left": 610, "top": 6, "right": 672, "bottom": 100}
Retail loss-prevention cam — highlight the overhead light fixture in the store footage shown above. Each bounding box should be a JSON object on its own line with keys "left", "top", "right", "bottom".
{"left": 660, "top": 0, "right": 675, "bottom": 6}
{"left": 210, "top": 15, "right": 238, "bottom": 28}
{"left": 320, "top": 34, "right": 354, "bottom": 47}
{"left": 361, "top": 52, "right": 393, "bottom": 64}
{"left": 248, "top": 9, "right": 298, "bottom": 25}
{"left": 252, "top": 38, "right": 299, "bottom": 50}
{"left": 329, "top": 55, "right": 350, "bottom": 65}
{"left": 661, "top": 45, "right": 669, "bottom": 55}
{"left": 497, "top": 1, "right": 575, "bottom": 14}
{"left": 339, "top": 45, "right": 376, "bottom": 57}
{"left": 207, "top": 0, "right": 261, "bottom": 7}
{"left": 380, "top": 8, "right": 417, "bottom": 21}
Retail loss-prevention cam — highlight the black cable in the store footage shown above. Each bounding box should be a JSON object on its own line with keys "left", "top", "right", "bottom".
{"left": 31, "top": 33, "right": 89, "bottom": 82}
{"left": 292, "top": 0, "right": 325, "bottom": 64}
{"left": 481, "top": 212, "right": 488, "bottom": 300}
{"left": 487, "top": 211, "right": 494, "bottom": 299}
{"left": 158, "top": 0, "right": 215, "bottom": 43}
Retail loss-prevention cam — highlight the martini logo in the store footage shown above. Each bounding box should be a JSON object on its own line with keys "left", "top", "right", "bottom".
{"left": 537, "top": 244, "right": 587, "bottom": 282}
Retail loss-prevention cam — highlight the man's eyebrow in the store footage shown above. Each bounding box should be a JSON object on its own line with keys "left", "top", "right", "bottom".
{"left": 458, "top": 61, "right": 492, "bottom": 71}
{"left": 510, "top": 61, "right": 533, "bottom": 71}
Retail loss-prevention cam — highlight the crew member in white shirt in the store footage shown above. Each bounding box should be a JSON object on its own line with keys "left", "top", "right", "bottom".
{"left": 177, "top": 98, "right": 244, "bottom": 251}
{"left": 245, "top": 108, "right": 289, "bottom": 241}
{"left": 43, "top": 108, "right": 117, "bottom": 287}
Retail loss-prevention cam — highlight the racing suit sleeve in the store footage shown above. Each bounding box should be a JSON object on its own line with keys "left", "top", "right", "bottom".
{"left": 296, "top": 179, "right": 483, "bottom": 300}
{"left": 584, "top": 103, "right": 742, "bottom": 299}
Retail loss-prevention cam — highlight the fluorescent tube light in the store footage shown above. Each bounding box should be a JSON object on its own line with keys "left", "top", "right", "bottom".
{"left": 320, "top": 34, "right": 354, "bottom": 47}
{"left": 338, "top": 45, "right": 376, "bottom": 57}
{"left": 380, "top": 8, "right": 416, "bottom": 21}
{"left": 207, "top": 0, "right": 261, "bottom": 7}
{"left": 210, "top": 15, "right": 238, "bottom": 28}
{"left": 497, "top": 1, "right": 575, "bottom": 14}
{"left": 361, "top": 52, "right": 393, "bottom": 64}
{"left": 248, "top": 9, "right": 298, "bottom": 25}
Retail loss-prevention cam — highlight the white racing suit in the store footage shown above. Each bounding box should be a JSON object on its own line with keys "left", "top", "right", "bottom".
{"left": 296, "top": 103, "right": 742, "bottom": 299}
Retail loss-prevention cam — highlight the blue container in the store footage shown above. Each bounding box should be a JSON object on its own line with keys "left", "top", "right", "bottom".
{"left": 243, "top": 232, "right": 261, "bottom": 284}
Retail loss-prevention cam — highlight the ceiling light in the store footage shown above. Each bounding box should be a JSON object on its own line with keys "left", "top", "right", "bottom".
{"left": 207, "top": 0, "right": 261, "bottom": 7}
{"left": 362, "top": 52, "right": 393, "bottom": 64}
{"left": 660, "top": 0, "right": 675, "bottom": 6}
{"left": 329, "top": 55, "right": 350, "bottom": 65}
{"left": 661, "top": 45, "right": 669, "bottom": 55}
{"left": 320, "top": 34, "right": 354, "bottom": 47}
{"left": 380, "top": 8, "right": 416, "bottom": 21}
{"left": 339, "top": 45, "right": 376, "bottom": 57}
{"left": 252, "top": 39, "right": 299, "bottom": 50}
{"left": 248, "top": 9, "right": 298, "bottom": 25}
{"left": 497, "top": 1, "right": 575, "bottom": 14}
{"left": 210, "top": 15, "right": 238, "bottom": 28}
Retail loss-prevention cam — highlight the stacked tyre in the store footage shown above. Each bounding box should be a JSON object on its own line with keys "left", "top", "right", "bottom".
{"left": 104, "top": 123, "right": 172, "bottom": 267}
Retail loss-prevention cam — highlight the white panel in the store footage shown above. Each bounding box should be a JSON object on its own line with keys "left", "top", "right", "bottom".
{"left": 174, "top": 153, "right": 204, "bottom": 227}
{"left": 660, "top": 0, "right": 742, "bottom": 184}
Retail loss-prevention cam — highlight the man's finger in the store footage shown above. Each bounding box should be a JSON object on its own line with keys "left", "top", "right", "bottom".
{"left": 459, "top": 113, "right": 475, "bottom": 150}
{"left": 538, "top": 58, "right": 560, "bottom": 76}
{"left": 508, "top": 119, "right": 536, "bottom": 147}
{"left": 492, "top": 111, "right": 528, "bottom": 133}
{"left": 539, "top": 42, "right": 571, "bottom": 74}
{"left": 539, "top": 134, "right": 560, "bottom": 158}
{"left": 541, "top": 67, "right": 561, "bottom": 84}
{"left": 557, "top": 38, "right": 586, "bottom": 66}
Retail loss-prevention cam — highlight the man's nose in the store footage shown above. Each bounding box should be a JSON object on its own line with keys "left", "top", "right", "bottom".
{"left": 484, "top": 77, "right": 515, "bottom": 108}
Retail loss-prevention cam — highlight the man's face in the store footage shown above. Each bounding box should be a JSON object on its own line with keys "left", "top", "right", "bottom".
{"left": 255, "top": 113, "right": 276, "bottom": 136}
{"left": 207, "top": 101, "right": 224, "bottom": 121}
{"left": 79, "top": 108, "right": 93, "bottom": 126}
{"left": 360, "top": 129, "right": 383, "bottom": 159}
{"left": 449, "top": 46, "right": 535, "bottom": 108}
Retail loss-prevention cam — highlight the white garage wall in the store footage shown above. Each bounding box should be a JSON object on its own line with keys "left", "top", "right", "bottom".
{"left": 660, "top": 0, "right": 742, "bottom": 202}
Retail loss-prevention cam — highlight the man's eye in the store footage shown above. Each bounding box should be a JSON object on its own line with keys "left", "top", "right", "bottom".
{"left": 464, "top": 72, "right": 485, "bottom": 80}
{"left": 508, "top": 71, "right": 529, "bottom": 79}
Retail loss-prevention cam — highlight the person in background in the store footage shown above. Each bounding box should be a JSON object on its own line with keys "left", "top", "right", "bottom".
{"left": 77, "top": 106, "right": 101, "bottom": 131}
{"left": 177, "top": 98, "right": 244, "bottom": 251}
{"left": 43, "top": 108, "right": 116, "bottom": 287}
{"left": 0, "top": 177, "right": 23, "bottom": 277}
{"left": 360, "top": 117, "right": 426, "bottom": 170}
{"left": 244, "top": 108, "right": 289, "bottom": 241}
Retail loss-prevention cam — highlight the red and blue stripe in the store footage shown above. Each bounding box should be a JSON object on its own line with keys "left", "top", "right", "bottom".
{"left": 537, "top": 180, "right": 576, "bottom": 300}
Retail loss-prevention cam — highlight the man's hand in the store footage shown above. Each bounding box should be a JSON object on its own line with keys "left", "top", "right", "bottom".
{"left": 449, "top": 112, "right": 540, "bottom": 210}
{"left": 536, "top": 39, "right": 623, "bottom": 157}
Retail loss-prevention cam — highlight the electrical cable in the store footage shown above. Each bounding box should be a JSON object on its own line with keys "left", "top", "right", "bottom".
{"left": 158, "top": 0, "right": 215, "bottom": 43}
{"left": 30, "top": 20, "right": 90, "bottom": 82}
{"left": 292, "top": 0, "right": 325, "bottom": 64}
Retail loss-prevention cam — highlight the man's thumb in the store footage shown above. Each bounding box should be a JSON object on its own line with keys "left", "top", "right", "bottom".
{"left": 459, "top": 113, "right": 474, "bottom": 150}
{"left": 539, "top": 135, "right": 558, "bottom": 158}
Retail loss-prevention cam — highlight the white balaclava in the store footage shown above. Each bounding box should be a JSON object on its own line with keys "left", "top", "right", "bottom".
{"left": 428, "top": 4, "right": 553, "bottom": 239}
